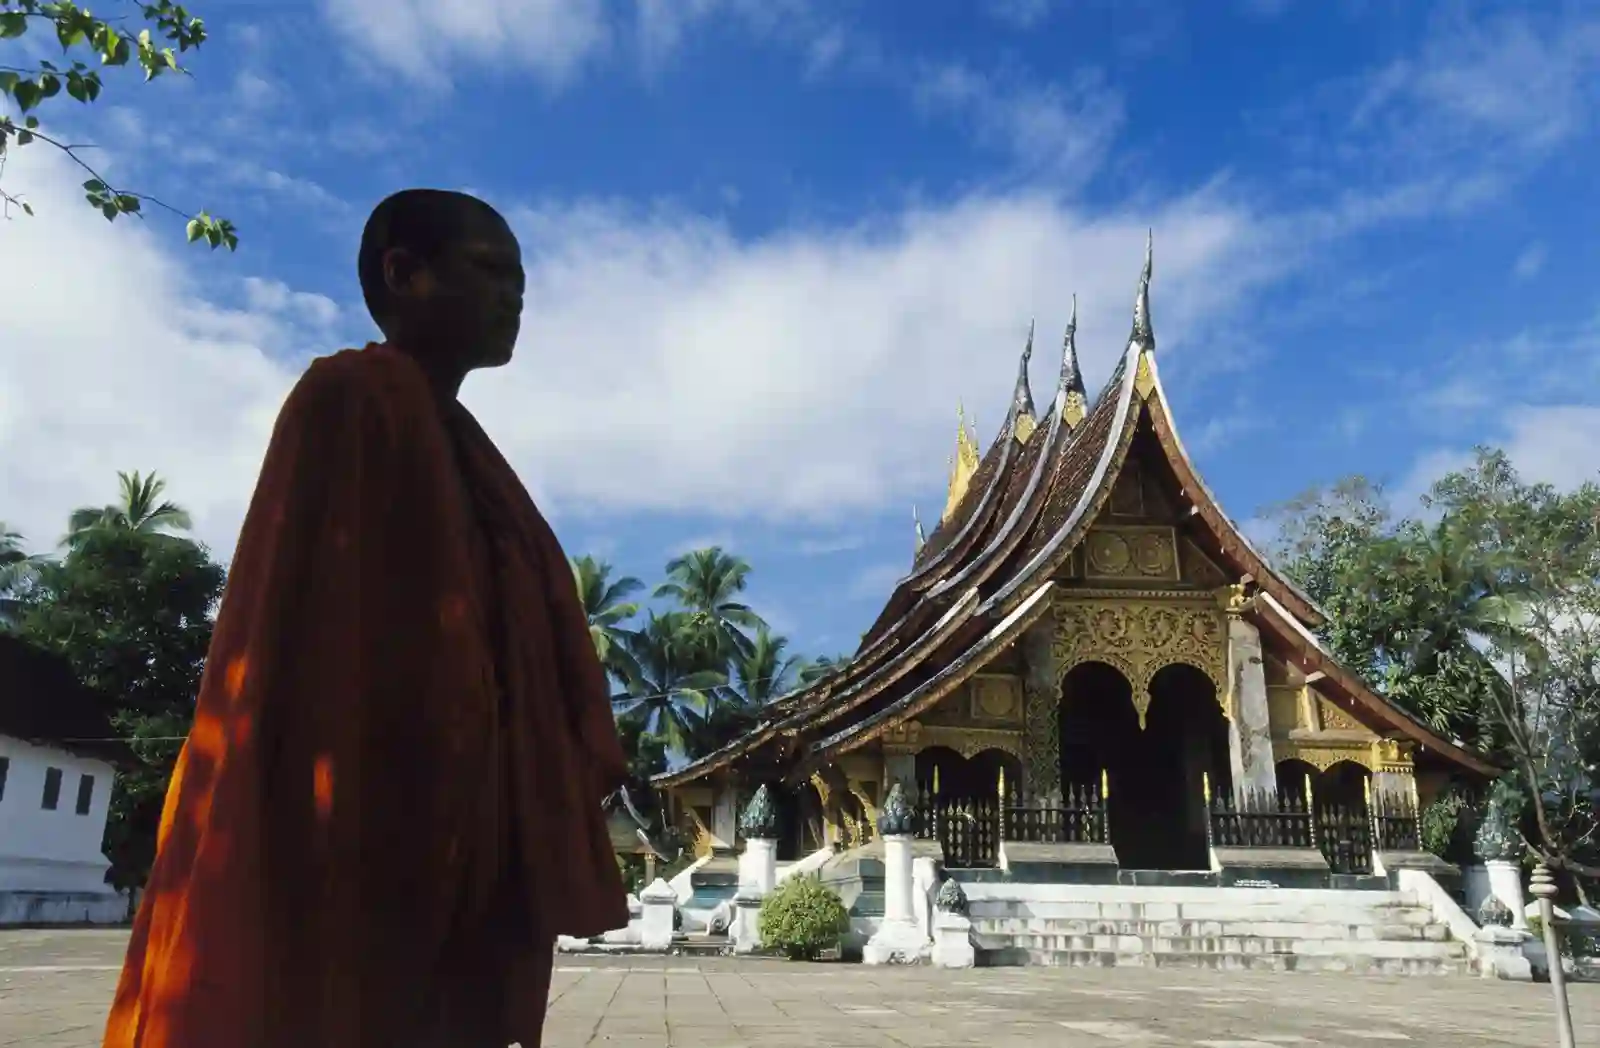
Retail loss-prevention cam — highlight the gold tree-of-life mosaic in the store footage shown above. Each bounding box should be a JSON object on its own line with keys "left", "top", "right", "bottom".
{"left": 1050, "top": 600, "right": 1227, "bottom": 727}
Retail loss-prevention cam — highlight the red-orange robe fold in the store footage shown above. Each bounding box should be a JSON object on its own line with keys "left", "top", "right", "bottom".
{"left": 103, "top": 344, "right": 629, "bottom": 1048}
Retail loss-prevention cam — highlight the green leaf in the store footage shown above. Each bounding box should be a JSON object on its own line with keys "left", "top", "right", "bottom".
{"left": 12, "top": 80, "right": 42, "bottom": 112}
{"left": 0, "top": 12, "right": 26, "bottom": 39}
{"left": 185, "top": 218, "right": 202, "bottom": 243}
{"left": 15, "top": 130, "right": 33, "bottom": 145}
{"left": 39, "top": 73, "right": 61, "bottom": 99}
{"left": 21, "top": 202, "right": 33, "bottom": 216}
{"left": 83, "top": 178, "right": 107, "bottom": 193}
{"left": 66, "top": 73, "right": 88, "bottom": 102}
{"left": 0, "top": 72, "right": 18, "bottom": 95}
{"left": 101, "top": 202, "right": 118, "bottom": 221}
{"left": 115, "top": 194, "right": 140, "bottom": 214}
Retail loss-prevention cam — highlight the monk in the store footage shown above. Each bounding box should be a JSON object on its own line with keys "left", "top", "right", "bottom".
{"left": 103, "top": 189, "right": 630, "bottom": 1048}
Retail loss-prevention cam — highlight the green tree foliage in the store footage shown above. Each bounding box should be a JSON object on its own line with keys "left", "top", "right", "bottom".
{"left": 1267, "top": 448, "right": 1600, "bottom": 886}
{"left": 0, "top": 0, "right": 236, "bottom": 247}
{"left": 66, "top": 469, "right": 193, "bottom": 545}
{"left": 571, "top": 554, "right": 645, "bottom": 684}
{"left": 609, "top": 610, "right": 728, "bottom": 756}
{"left": 654, "top": 546, "right": 765, "bottom": 659}
{"left": 572, "top": 544, "right": 858, "bottom": 766}
{"left": 13, "top": 510, "right": 223, "bottom": 890}
{"left": 0, "top": 521, "right": 46, "bottom": 626}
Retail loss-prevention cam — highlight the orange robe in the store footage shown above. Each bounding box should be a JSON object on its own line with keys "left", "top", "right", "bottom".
{"left": 103, "top": 344, "right": 629, "bottom": 1048}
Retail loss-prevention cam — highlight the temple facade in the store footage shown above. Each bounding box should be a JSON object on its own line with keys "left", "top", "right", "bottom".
{"left": 655, "top": 238, "right": 1494, "bottom": 883}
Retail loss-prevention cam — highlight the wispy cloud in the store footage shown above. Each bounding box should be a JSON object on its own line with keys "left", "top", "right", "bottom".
{"left": 1512, "top": 243, "right": 1547, "bottom": 281}
{"left": 913, "top": 63, "right": 1124, "bottom": 190}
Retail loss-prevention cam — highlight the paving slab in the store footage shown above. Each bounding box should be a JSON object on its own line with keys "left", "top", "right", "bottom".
{"left": 2, "top": 929, "right": 1599, "bottom": 1047}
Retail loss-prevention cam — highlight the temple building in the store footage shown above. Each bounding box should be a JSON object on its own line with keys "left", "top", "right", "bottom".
{"left": 654, "top": 237, "right": 1494, "bottom": 882}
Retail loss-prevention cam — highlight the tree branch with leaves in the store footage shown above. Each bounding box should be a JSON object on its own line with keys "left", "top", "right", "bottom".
{"left": 0, "top": 0, "right": 236, "bottom": 247}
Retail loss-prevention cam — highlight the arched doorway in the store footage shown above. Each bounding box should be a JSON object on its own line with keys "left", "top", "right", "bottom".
{"left": 1137, "top": 663, "right": 1230, "bottom": 869}
{"left": 968, "top": 747, "right": 1024, "bottom": 802}
{"left": 1275, "top": 758, "right": 1318, "bottom": 811}
{"left": 1314, "top": 760, "right": 1373, "bottom": 874}
{"left": 915, "top": 745, "right": 970, "bottom": 800}
{"left": 1058, "top": 660, "right": 1228, "bottom": 870}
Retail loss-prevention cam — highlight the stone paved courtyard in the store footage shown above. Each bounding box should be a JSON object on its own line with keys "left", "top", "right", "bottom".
{"left": 3, "top": 930, "right": 1599, "bottom": 1047}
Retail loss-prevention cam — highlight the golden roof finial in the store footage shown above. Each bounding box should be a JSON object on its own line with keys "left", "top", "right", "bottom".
{"left": 1060, "top": 294, "right": 1087, "bottom": 428}
{"left": 943, "top": 401, "right": 981, "bottom": 521}
{"left": 913, "top": 505, "right": 926, "bottom": 554}
{"left": 1013, "top": 320, "right": 1039, "bottom": 443}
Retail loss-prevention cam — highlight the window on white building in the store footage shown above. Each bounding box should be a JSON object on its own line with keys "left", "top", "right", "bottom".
{"left": 75, "top": 773, "right": 95, "bottom": 815}
{"left": 0, "top": 756, "right": 9, "bottom": 803}
{"left": 42, "top": 766, "right": 63, "bottom": 810}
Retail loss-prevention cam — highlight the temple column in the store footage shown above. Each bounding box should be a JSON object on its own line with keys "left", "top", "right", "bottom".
{"left": 1222, "top": 599, "right": 1276, "bottom": 799}
{"left": 1021, "top": 619, "right": 1062, "bottom": 795}
{"left": 1370, "top": 740, "right": 1418, "bottom": 812}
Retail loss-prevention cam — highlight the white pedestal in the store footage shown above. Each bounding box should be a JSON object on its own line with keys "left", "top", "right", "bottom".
{"left": 881, "top": 834, "right": 915, "bottom": 923}
{"left": 731, "top": 886, "right": 765, "bottom": 954}
{"left": 739, "top": 837, "right": 778, "bottom": 894}
{"left": 638, "top": 877, "right": 677, "bottom": 951}
{"left": 932, "top": 911, "right": 976, "bottom": 969}
{"left": 1486, "top": 859, "right": 1529, "bottom": 931}
{"left": 864, "top": 837, "right": 928, "bottom": 964}
{"left": 1474, "top": 925, "right": 1533, "bottom": 980}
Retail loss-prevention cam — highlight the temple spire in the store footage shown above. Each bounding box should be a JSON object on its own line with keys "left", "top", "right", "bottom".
{"left": 913, "top": 505, "right": 927, "bottom": 554}
{"left": 1059, "top": 294, "right": 1088, "bottom": 429}
{"left": 1012, "top": 320, "right": 1038, "bottom": 443}
{"left": 943, "top": 402, "right": 982, "bottom": 521}
{"left": 1131, "top": 229, "right": 1154, "bottom": 348}
{"left": 1130, "top": 231, "right": 1157, "bottom": 399}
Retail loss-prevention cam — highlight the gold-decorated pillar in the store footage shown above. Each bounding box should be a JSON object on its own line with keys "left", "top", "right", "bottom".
{"left": 1220, "top": 585, "right": 1277, "bottom": 800}
{"left": 1021, "top": 618, "right": 1062, "bottom": 795}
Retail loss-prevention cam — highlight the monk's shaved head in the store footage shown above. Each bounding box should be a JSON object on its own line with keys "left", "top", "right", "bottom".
{"left": 358, "top": 189, "right": 510, "bottom": 323}
{"left": 358, "top": 188, "right": 525, "bottom": 374}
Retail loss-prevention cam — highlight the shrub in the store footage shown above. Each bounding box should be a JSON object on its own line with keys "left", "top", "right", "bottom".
{"left": 1420, "top": 793, "right": 1468, "bottom": 860}
{"left": 757, "top": 875, "right": 850, "bottom": 961}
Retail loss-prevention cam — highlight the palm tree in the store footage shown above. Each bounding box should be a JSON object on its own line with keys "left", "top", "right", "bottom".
{"left": 571, "top": 554, "right": 645, "bottom": 684}
{"left": 0, "top": 523, "right": 45, "bottom": 627}
{"left": 66, "top": 471, "right": 193, "bottom": 546}
{"left": 798, "top": 653, "right": 852, "bottom": 685}
{"left": 611, "top": 610, "right": 728, "bottom": 756}
{"left": 654, "top": 546, "right": 767, "bottom": 658}
{"left": 729, "top": 626, "right": 800, "bottom": 708}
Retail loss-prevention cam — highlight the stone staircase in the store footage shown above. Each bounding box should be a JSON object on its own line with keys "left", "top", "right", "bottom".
{"left": 966, "top": 884, "right": 1470, "bottom": 975}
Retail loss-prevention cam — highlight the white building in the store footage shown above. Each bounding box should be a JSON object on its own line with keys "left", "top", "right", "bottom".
{"left": 0, "top": 634, "right": 128, "bottom": 924}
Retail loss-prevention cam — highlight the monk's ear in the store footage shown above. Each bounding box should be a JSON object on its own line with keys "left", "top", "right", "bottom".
{"left": 381, "top": 246, "right": 437, "bottom": 301}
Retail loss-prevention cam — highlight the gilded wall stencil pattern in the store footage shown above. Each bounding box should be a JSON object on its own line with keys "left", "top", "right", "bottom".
{"left": 1083, "top": 527, "right": 1180, "bottom": 582}
{"left": 1275, "top": 743, "right": 1374, "bottom": 772}
{"left": 1050, "top": 598, "right": 1227, "bottom": 726}
{"left": 969, "top": 675, "right": 1025, "bottom": 723}
{"left": 1021, "top": 620, "right": 1063, "bottom": 793}
{"left": 1318, "top": 697, "right": 1367, "bottom": 734}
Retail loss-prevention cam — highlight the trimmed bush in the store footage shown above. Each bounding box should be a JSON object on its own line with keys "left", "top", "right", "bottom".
{"left": 757, "top": 874, "right": 850, "bottom": 961}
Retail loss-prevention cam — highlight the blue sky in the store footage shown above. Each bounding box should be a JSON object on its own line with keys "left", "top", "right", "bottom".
{"left": 3, "top": 0, "right": 1599, "bottom": 664}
